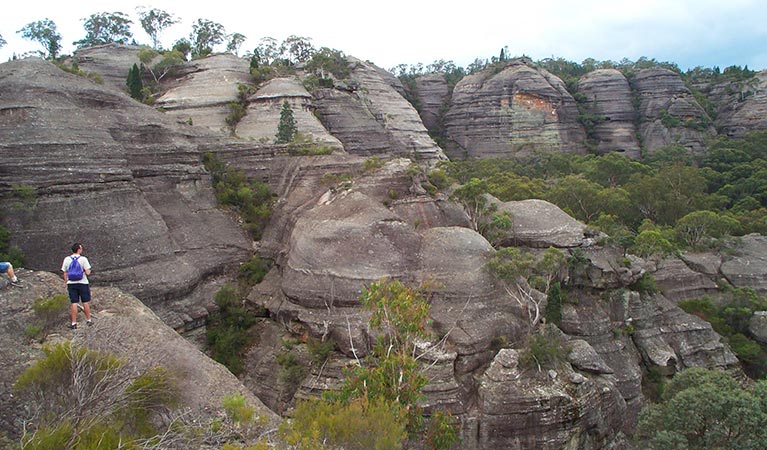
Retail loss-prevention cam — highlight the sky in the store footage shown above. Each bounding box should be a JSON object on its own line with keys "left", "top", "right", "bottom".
{"left": 1, "top": 0, "right": 766, "bottom": 72}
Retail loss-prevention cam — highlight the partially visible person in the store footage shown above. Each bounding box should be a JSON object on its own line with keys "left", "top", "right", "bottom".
{"left": 0, "top": 261, "right": 19, "bottom": 285}
{"left": 61, "top": 243, "right": 92, "bottom": 329}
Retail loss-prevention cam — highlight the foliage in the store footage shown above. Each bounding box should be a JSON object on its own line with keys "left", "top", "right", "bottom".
{"left": 30, "top": 294, "right": 70, "bottom": 335}
{"left": 636, "top": 368, "right": 767, "bottom": 449}
{"left": 189, "top": 18, "right": 226, "bottom": 58}
{"left": 520, "top": 325, "right": 569, "bottom": 371}
{"left": 126, "top": 63, "right": 143, "bottom": 100}
{"left": 287, "top": 133, "right": 334, "bottom": 156}
{"left": 239, "top": 255, "right": 269, "bottom": 287}
{"left": 425, "top": 409, "right": 460, "bottom": 450}
{"left": 17, "top": 19, "right": 62, "bottom": 59}
{"left": 226, "top": 33, "right": 247, "bottom": 56}
{"left": 362, "top": 156, "right": 385, "bottom": 173}
{"left": 0, "top": 34, "right": 5, "bottom": 49}
{"left": 74, "top": 12, "right": 133, "bottom": 48}
{"left": 450, "top": 178, "right": 497, "bottom": 232}
{"left": 628, "top": 272, "right": 659, "bottom": 294}
{"left": 0, "top": 222, "right": 24, "bottom": 268}
{"left": 172, "top": 38, "right": 191, "bottom": 60}
{"left": 222, "top": 393, "right": 255, "bottom": 425}
{"left": 305, "top": 47, "right": 350, "bottom": 82}
{"left": 275, "top": 100, "right": 298, "bottom": 144}
{"left": 14, "top": 342, "right": 178, "bottom": 449}
{"left": 306, "top": 337, "right": 334, "bottom": 364}
{"left": 206, "top": 284, "right": 258, "bottom": 375}
{"left": 679, "top": 289, "right": 767, "bottom": 377}
{"left": 280, "top": 397, "right": 407, "bottom": 450}
{"left": 202, "top": 152, "right": 273, "bottom": 239}
{"left": 276, "top": 351, "right": 306, "bottom": 387}
{"left": 674, "top": 210, "right": 738, "bottom": 248}
{"left": 136, "top": 7, "right": 178, "bottom": 49}
{"left": 544, "top": 282, "right": 563, "bottom": 325}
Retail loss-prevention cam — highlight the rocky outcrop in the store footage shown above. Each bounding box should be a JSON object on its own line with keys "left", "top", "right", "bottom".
{"left": 475, "top": 348, "right": 627, "bottom": 449}
{"left": 236, "top": 77, "right": 343, "bottom": 149}
{"left": 155, "top": 54, "right": 252, "bottom": 133}
{"left": 444, "top": 59, "right": 586, "bottom": 159}
{"left": 0, "top": 58, "right": 252, "bottom": 320}
{"left": 493, "top": 198, "right": 589, "bottom": 248}
{"left": 414, "top": 73, "right": 450, "bottom": 134}
{"left": 749, "top": 311, "right": 767, "bottom": 344}
{"left": 698, "top": 70, "right": 767, "bottom": 137}
{"left": 0, "top": 271, "right": 277, "bottom": 441}
{"left": 73, "top": 43, "right": 143, "bottom": 92}
{"left": 720, "top": 234, "right": 767, "bottom": 295}
{"left": 312, "top": 58, "right": 445, "bottom": 163}
{"left": 633, "top": 67, "right": 715, "bottom": 155}
{"left": 652, "top": 256, "right": 720, "bottom": 302}
{"left": 577, "top": 69, "right": 641, "bottom": 158}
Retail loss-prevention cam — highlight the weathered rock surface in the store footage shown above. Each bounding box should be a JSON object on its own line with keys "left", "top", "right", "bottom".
{"left": 0, "top": 58, "right": 252, "bottom": 319}
{"left": 749, "top": 311, "right": 767, "bottom": 344}
{"left": 633, "top": 67, "right": 715, "bottom": 155}
{"left": 236, "top": 77, "right": 343, "bottom": 149}
{"left": 155, "top": 54, "right": 253, "bottom": 133}
{"left": 414, "top": 73, "right": 450, "bottom": 134}
{"left": 577, "top": 69, "right": 641, "bottom": 158}
{"left": 720, "top": 234, "right": 767, "bottom": 295}
{"left": 475, "top": 348, "right": 627, "bottom": 449}
{"left": 0, "top": 271, "right": 277, "bottom": 441}
{"left": 312, "top": 58, "right": 445, "bottom": 163}
{"left": 73, "top": 43, "right": 143, "bottom": 92}
{"left": 699, "top": 70, "right": 767, "bottom": 137}
{"left": 652, "top": 256, "right": 720, "bottom": 302}
{"left": 493, "top": 198, "right": 589, "bottom": 248}
{"left": 444, "top": 59, "right": 586, "bottom": 159}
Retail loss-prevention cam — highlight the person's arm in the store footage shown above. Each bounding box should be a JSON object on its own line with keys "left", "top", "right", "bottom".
{"left": 61, "top": 258, "right": 68, "bottom": 282}
{"left": 83, "top": 258, "right": 92, "bottom": 276}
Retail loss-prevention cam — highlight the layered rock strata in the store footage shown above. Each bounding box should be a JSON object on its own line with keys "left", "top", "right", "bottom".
{"left": 577, "top": 69, "right": 642, "bottom": 158}
{"left": 444, "top": 59, "right": 586, "bottom": 159}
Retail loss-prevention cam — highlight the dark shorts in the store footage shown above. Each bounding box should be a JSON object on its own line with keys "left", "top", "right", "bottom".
{"left": 68, "top": 283, "right": 91, "bottom": 303}
{"left": 0, "top": 262, "right": 9, "bottom": 273}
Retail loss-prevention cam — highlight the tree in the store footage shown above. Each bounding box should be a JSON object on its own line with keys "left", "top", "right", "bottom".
{"left": 17, "top": 19, "right": 62, "bottom": 59}
{"left": 126, "top": 63, "right": 143, "bottom": 100}
{"left": 674, "top": 210, "right": 738, "bottom": 248}
{"left": 138, "top": 46, "right": 184, "bottom": 83}
{"left": 0, "top": 34, "right": 6, "bottom": 49}
{"left": 275, "top": 100, "right": 297, "bottom": 144}
{"left": 254, "top": 37, "right": 280, "bottom": 65}
{"left": 636, "top": 368, "right": 767, "bottom": 449}
{"left": 226, "top": 32, "right": 247, "bottom": 56}
{"left": 450, "top": 178, "right": 495, "bottom": 231}
{"left": 189, "top": 18, "right": 225, "bottom": 59}
{"left": 74, "top": 12, "right": 133, "bottom": 48}
{"left": 137, "top": 7, "right": 178, "bottom": 49}
{"left": 281, "top": 35, "right": 315, "bottom": 64}
{"left": 172, "top": 38, "right": 191, "bottom": 60}
{"left": 487, "top": 247, "right": 541, "bottom": 326}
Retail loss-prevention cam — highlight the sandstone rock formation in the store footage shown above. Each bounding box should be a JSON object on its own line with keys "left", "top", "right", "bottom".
{"left": 577, "top": 69, "right": 642, "bottom": 158}
{"left": 312, "top": 58, "right": 445, "bottom": 163}
{"left": 154, "top": 54, "right": 253, "bottom": 133}
{"left": 720, "top": 234, "right": 767, "bottom": 295}
{"left": 0, "top": 58, "right": 252, "bottom": 321}
{"left": 73, "top": 43, "right": 144, "bottom": 92}
{"left": 698, "top": 70, "right": 767, "bottom": 137}
{"left": 633, "top": 67, "right": 715, "bottom": 155}
{"left": 493, "top": 197, "right": 589, "bottom": 248}
{"left": 414, "top": 73, "right": 450, "bottom": 134}
{"left": 0, "top": 270, "right": 277, "bottom": 441}
{"left": 443, "top": 59, "right": 587, "bottom": 159}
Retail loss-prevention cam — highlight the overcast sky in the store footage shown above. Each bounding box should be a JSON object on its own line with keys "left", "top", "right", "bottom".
{"left": 1, "top": 0, "right": 766, "bottom": 72}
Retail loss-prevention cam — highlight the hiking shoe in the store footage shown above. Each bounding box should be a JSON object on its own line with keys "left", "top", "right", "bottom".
{"left": 10, "top": 280, "right": 21, "bottom": 287}
{"left": 68, "top": 323, "right": 77, "bottom": 330}
{"left": 86, "top": 320, "right": 93, "bottom": 326}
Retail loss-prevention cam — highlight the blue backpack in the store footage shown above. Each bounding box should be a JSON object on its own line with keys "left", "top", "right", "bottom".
{"left": 68, "top": 256, "right": 84, "bottom": 281}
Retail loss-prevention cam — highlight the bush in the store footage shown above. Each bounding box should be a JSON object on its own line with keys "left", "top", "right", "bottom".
{"left": 206, "top": 284, "right": 258, "bottom": 375}
{"left": 31, "top": 294, "right": 70, "bottom": 332}
{"left": 239, "top": 255, "right": 269, "bottom": 286}
{"left": 306, "top": 337, "right": 334, "bottom": 364}
{"left": 276, "top": 352, "right": 306, "bottom": 387}
{"left": 222, "top": 393, "right": 255, "bottom": 425}
{"left": 629, "top": 273, "right": 659, "bottom": 294}
{"left": 520, "top": 326, "right": 568, "bottom": 371}
{"left": 280, "top": 397, "right": 407, "bottom": 450}
{"left": 425, "top": 409, "right": 460, "bottom": 450}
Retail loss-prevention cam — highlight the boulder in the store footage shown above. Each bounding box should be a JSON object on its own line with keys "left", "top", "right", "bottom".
{"left": 749, "top": 311, "right": 767, "bottom": 344}
{"left": 721, "top": 234, "right": 767, "bottom": 295}
{"left": 567, "top": 339, "right": 614, "bottom": 374}
{"left": 494, "top": 198, "right": 588, "bottom": 248}
{"left": 652, "top": 256, "right": 719, "bottom": 302}
{"left": 444, "top": 58, "right": 586, "bottom": 159}
{"left": 577, "top": 69, "right": 641, "bottom": 158}
{"left": 73, "top": 43, "right": 144, "bottom": 92}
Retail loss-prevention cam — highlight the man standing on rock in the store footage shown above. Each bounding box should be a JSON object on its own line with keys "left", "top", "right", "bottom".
{"left": 62, "top": 243, "right": 93, "bottom": 329}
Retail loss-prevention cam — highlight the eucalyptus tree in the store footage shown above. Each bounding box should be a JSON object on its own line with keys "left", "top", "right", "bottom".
{"left": 17, "top": 19, "right": 62, "bottom": 59}
{"left": 189, "top": 18, "right": 225, "bottom": 58}
{"left": 137, "top": 7, "right": 178, "bottom": 49}
{"left": 74, "top": 12, "right": 133, "bottom": 48}
{"left": 225, "top": 32, "right": 246, "bottom": 56}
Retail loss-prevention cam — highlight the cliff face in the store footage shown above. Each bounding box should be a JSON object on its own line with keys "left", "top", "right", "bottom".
{"left": 0, "top": 58, "right": 252, "bottom": 321}
{"left": 444, "top": 59, "right": 587, "bottom": 159}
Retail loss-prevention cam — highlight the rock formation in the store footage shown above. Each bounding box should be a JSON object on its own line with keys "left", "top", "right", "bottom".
{"left": 443, "top": 59, "right": 587, "bottom": 159}
{"left": 73, "top": 43, "right": 144, "bottom": 91}
{"left": 633, "top": 67, "right": 715, "bottom": 155}
{"left": 577, "top": 69, "right": 642, "bottom": 158}
{"left": 0, "top": 270, "right": 277, "bottom": 442}
{"left": 414, "top": 73, "right": 450, "bottom": 134}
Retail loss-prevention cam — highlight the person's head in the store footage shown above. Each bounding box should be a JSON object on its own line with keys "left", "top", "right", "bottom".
{"left": 71, "top": 243, "right": 83, "bottom": 254}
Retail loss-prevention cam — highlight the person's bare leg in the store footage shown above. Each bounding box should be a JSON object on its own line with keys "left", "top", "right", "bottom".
{"left": 71, "top": 303, "right": 78, "bottom": 324}
{"left": 83, "top": 302, "right": 91, "bottom": 321}
{"left": 7, "top": 265, "right": 15, "bottom": 281}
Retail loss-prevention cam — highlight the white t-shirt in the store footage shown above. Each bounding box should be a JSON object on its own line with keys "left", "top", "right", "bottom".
{"left": 61, "top": 255, "right": 92, "bottom": 284}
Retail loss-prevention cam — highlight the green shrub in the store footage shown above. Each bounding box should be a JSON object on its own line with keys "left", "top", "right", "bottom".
{"left": 280, "top": 397, "right": 407, "bottom": 450}
{"left": 32, "top": 294, "right": 70, "bottom": 331}
{"left": 361, "top": 156, "right": 385, "bottom": 173}
{"left": 206, "top": 284, "right": 258, "bottom": 375}
{"left": 276, "top": 352, "right": 306, "bottom": 387}
{"left": 222, "top": 393, "right": 255, "bottom": 425}
{"left": 629, "top": 273, "right": 659, "bottom": 294}
{"left": 520, "top": 326, "right": 568, "bottom": 371}
{"left": 239, "top": 255, "right": 269, "bottom": 286}
{"left": 425, "top": 409, "right": 460, "bottom": 450}
{"left": 307, "top": 337, "right": 334, "bottom": 363}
